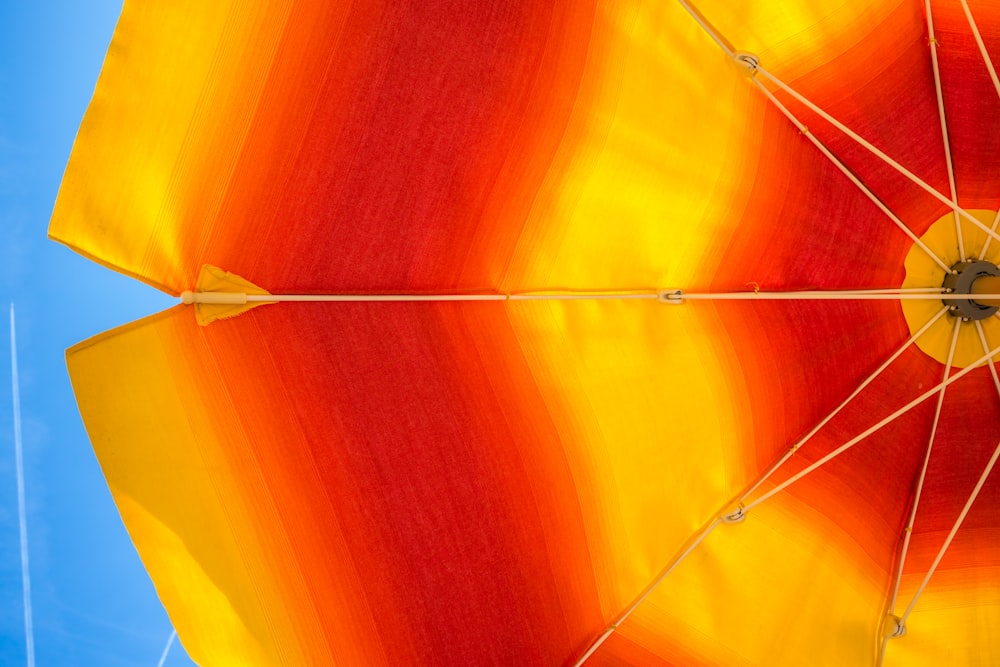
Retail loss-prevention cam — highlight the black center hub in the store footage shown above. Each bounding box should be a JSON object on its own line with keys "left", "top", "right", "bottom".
{"left": 943, "top": 260, "right": 1000, "bottom": 320}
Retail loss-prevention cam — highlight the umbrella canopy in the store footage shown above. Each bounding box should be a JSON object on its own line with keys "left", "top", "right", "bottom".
{"left": 50, "top": 0, "right": 1000, "bottom": 664}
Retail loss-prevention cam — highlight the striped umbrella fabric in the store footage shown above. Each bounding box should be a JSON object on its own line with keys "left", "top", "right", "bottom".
{"left": 50, "top": 1, "right": 1000, "bottom": 664}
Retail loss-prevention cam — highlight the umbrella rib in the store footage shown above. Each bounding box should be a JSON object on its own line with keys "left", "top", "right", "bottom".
{"left": 743, "top": 339, "right": 1000, "bottom": 514}
{"left": 737, "top": 306, "right": 949, "bottom": 506}
{"left": 748, "top": 78, "right": 953, "bottom": 274}
{"left": 959, "top": 0, "right": 1000, "bottom": 104}
{"left": 571, "top": 518, "right": 724, "bottom": 666}
{"left": 754, "top": 63, "right": 1000, "bottom": 250}
{"left": 898, "top": 437, "right": 1000, "bottom": 626}
{"left": 884, "top": 318, "right": 961, "bottom": 631}
{"left": 189, "top": 291, "right": 662, "bottom": 304}
{"left": 676, "top": 0, "right": 735, "bottom": 57}
{"left": 976, "top": 319, "right": 1000, "bottom": 392}
{"left": 877, "top": 318, "right": 962, "bottom": 666}
{"left": 979, "top": 209, "right": 1000, "bottom": 259}
{"left": 661, "top": 288, "right": 984, "bottom": 301}
{"left": 267, "top": 293, "right": 664, "bottom": 301}
{"left": 508, "top": 292, "right": 656, "bottom": 301}
{"left": 186, "top": 287, "right": 969, "bottom": 305}
{"left": 925, "top": 0, "right": 965, "bottom": 260}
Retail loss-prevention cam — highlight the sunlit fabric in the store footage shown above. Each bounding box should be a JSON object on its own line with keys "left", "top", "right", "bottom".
{"left": 52, "top": 0, "right": 1000, "bottom": 664}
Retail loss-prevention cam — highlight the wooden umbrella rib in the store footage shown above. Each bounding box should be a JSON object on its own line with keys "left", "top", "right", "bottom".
{"left": 183, "top": 288, "right": 984, "bottom": 305}
{"left": 884, "top": 318, "right": 961, "bottom": 626}
{"left": 959, "top": 0, "right": 1000, "bottom": 105}
{"left": 898, "top": 439, "right": 1000, "bottom": 625}
{"left": 662, "top": 289, "right": 996, "bottom": 301}
{"left": 743, "top": 339, "right": 1000, "bottom": 513}
{"left": 676, "top": 0, "right": 736, "bottom": 57}
{"left": 736, "top": 306, "right": 949, "bottom": 506}
{"left": 876, "top": 317, "right": 963, "bottom": 666}
{"left": 978, "top": 210, "right": 1000, "bottom": 259}
{"left": 748, "top": 77, "right": 953, "bottom": 274}
{"left": 754, "top": 64, "right": 1000, "bottom": 250}
{"left": 976, "top": 319, "right": 1000, "bottom": 393}
{"left": 570, "top": 519, "right": 724, "bottom": 666}
{"left": 925, "top": 0, "right": 965, "bottom": 261}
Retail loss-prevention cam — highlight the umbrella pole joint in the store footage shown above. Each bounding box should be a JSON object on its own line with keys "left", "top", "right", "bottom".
{"left": 945, "top": 260, "right": 1000, "bottom": 318}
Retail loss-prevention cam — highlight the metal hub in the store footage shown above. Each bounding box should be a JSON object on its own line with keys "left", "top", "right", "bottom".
{"left": 943, "top": 260, "right": 1000, "bottom": 320}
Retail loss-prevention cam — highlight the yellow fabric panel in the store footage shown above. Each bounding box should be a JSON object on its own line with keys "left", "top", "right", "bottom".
{"left": 50, "top": 0, "right": 296, "bottom": 294}
{"left": 66, "top": 308, "right": 383, "bottom": 666}
{"left": 68, "top": 309, "right": 276, "bottom": 664}
{"left": 508, "top": 298, "right": 752, "bottom": 618}
{"left": 503, "top": 0, "right": 763, "bottom": 290}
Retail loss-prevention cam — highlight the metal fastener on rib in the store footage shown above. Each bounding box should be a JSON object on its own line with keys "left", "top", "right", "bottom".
{"left": 723, "top": 505, "right": 747, "bottom": 523}
{"left": 884, "top": 614, "right": 906, "bottom": 638}
{"left": 733, "top": 52, "right": 759, "bottom": 75}
{"left": 658, "top": 290, "right": 685, "bottom": 304}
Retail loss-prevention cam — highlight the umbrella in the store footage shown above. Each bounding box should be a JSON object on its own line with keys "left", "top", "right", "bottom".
{"left": 49, "top": 0, "right": 1000, "bottom": 664}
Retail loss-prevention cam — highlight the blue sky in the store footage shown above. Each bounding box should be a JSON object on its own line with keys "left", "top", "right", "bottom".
{"left": 1, "top": 2, "right": 194, "bottom": 665}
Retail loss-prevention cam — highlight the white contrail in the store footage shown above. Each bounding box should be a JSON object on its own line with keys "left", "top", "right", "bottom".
{"left": 10, "top": 304, "right": 34, "bottom": 667}
{"left": 156, "top": 629, "right": 177, "bottom": 667}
